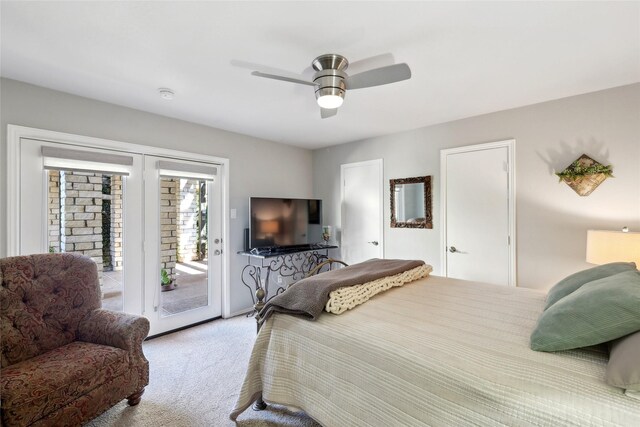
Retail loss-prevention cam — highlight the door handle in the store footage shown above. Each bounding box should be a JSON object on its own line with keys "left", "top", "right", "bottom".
{"left": 449, "top": 246, "right": 457, "bottom": 253}
{"left": 368, "top": 241, "right": 379, "bottom": 246}
{"left": 214, "top": 249, "right": 221, "bottom": 255}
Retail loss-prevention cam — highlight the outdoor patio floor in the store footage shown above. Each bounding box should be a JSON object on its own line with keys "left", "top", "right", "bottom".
{"left": 102, "top": 260, "right": 209, "bottom": 316}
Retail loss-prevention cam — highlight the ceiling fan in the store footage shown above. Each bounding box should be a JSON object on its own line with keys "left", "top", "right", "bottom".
{"left": 251, "top": 54, "right": 411, "bottom": 118}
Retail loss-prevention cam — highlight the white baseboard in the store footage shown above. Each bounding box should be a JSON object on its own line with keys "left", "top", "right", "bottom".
{"left": 227, "top": 306, "right": 254, "bottom": 318}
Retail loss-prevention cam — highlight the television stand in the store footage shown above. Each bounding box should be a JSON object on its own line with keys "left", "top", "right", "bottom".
{"left": 247, "top": 243, "right": 331, "bottom": 257}
{"left": 238, "top": 244, "right": 338, "bottom": 328}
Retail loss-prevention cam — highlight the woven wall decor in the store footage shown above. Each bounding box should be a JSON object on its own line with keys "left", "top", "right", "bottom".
{"left": 556, "top": 154, "right": 613, "bottom": 197}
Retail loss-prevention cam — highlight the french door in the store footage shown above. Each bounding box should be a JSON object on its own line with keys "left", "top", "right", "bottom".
{"left": 19, "top": 138, "right": 145, "bottom": 314}
{"left": 14, "top": 133, "right": 225, "bottom": 336}
{"left": 143, "top": 156, "right": 222, "bottom": 335}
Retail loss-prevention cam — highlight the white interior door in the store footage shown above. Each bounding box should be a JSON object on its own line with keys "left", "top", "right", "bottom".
{"left": 144, "top": 156, "right": 222, "bottom": 336}
{"left": 341, "top": 159, "right": 383, "bottom": 264}
{"left": 441, "top": 141, "right": 515, "bottom": 286}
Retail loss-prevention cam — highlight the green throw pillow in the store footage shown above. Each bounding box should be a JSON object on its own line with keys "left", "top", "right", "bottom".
{"left": 544, "top": 262, "right": 637, "bottom": 310}
{"left": 531, "top": 270, "right": 640, "bottom": 352}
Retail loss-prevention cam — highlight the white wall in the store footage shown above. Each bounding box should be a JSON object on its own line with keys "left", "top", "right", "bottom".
{"left": 313, "top": 83, "right": 640, "bottom": 290}
{"left": 0, "top": 78, "right": 313, "bottom": 314}
{"left": 3, "top": 78, "right": 638, "bottom": 304}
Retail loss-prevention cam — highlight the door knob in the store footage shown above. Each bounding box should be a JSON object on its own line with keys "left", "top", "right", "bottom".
{"left": 449, "top": 246, "right": 457, "bottom": 253}
{"left": 368, "top": 241, "right": 379, "bottom": 246}
{"left": 214, "top": 249, "right": 221, "bottom": 255}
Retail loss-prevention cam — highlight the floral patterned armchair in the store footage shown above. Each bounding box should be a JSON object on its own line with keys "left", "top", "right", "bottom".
{"left": 0, "top": 253, "right": 149, "bottom": 427}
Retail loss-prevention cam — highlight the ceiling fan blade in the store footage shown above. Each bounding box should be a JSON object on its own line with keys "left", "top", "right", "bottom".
{"left": 348, "top": 53, "right": 395, "bottom": 75}
{"left": 321, "top": 108, "right": 338, "bottom": 119}
{"left": 345, "top": 63, "right": 411, "bottom": 90}
{"left": 251, "top": 71, "right": 315, "bottom": 87}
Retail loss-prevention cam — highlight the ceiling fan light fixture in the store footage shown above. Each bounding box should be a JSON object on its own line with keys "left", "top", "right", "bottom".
{"left": 317, "top": 94, "right": 344, "bottom": 109}
{"left": 315, "top": 87, "right": 344, "bottom": 109}
{"left": 249, "top": 52, "right": 411, "bottom": 118}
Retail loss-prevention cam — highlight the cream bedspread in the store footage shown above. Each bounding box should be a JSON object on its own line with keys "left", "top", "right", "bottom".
{"left": 231, "top": 275, "right": 640, "bottom": 426}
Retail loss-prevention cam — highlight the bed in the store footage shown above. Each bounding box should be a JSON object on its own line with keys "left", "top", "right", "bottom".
{"left": 231, "top": 275, "right": 640, "bottom": 426}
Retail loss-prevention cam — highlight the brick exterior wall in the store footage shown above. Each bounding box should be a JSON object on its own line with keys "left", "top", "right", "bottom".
{"left": 160, "top": 178, "right": 179, "bottom": 279}
{"left": 177, "top": 179, "right": 200, "bottom": 263}
{"left": 110, "top": 176, "right": 123, "bottom": 271}
{"left": 48, "top": 172, "right": 201, "bottom": 285}
{"left": 48, "top": 171, "right": 124, "bottom": 284}
{"left": 60, "top": 171, "right": 104, "bottom": 282}
{"left": 159, "top": 178, "right": 204, "bottom": 279}
{"left": 47, "top": 171, "right": 61, "bottom": 252}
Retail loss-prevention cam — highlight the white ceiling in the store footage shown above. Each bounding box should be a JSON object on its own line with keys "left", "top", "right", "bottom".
{"left": 2, "top": 1, "right": 639, "bottom": 149}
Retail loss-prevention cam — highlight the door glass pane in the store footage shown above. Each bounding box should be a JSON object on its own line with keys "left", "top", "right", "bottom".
{"left": 160, "top": 178, "right": 209, "bottom": 316}
{"left": 46, "top": 170, "right": 124, "bottom": 311}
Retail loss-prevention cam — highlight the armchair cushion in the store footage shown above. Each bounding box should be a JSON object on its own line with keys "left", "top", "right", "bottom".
{"left": 0, "top": 342, "right": 128, "bottom": 426}
{"left": 0, "top": 253, "right": 100, "bottom": 367}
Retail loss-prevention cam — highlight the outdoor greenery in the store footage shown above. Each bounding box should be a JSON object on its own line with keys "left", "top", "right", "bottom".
{"left": 102, "top": 176, "right": 112, "bottom": 269}
{"left": 160, "top": 269, "right": 172, "bottom": 286}
{"left": 196, "top": 181, "right": 208, "bottom": 260}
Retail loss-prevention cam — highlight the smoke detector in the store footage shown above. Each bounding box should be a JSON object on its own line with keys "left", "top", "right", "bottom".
{"left": 158, "top": 88, "right": 175, "bottom": 100}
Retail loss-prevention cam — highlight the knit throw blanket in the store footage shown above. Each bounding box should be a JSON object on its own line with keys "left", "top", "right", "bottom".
{"left": 325, "top": 264, "right": 432, "bottom": 314}
{"left": 257, "top": 258, "right": 427, "bottom": 324}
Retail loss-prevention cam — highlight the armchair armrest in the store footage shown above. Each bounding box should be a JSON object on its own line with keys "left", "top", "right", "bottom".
{"left": 77, "top": 309, "right": 150, "bottom": 357}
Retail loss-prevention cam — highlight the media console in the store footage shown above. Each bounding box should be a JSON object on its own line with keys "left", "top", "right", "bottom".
{"left": 238, "top": 244, "right": 338, "bottom": 326}
{"left": 245, "top": 243, "right": 333, "bottom": 257}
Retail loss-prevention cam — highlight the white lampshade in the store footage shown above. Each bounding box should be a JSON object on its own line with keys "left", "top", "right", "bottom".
{"left": 586, "top": 230, "right": 640, "bottom": 267}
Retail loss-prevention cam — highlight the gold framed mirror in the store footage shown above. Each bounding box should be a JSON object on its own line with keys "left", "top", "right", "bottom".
{"left": 390, "top": 176, "right": 432, "bottom": 229}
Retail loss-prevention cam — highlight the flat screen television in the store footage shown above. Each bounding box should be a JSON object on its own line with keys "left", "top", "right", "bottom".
{"left": 249, "top": 197, "right": 322, "bottom": 249}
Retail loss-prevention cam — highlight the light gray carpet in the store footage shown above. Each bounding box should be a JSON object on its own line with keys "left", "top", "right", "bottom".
{"left": 87, "top": 315, "right": 319, "bottom": 427}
